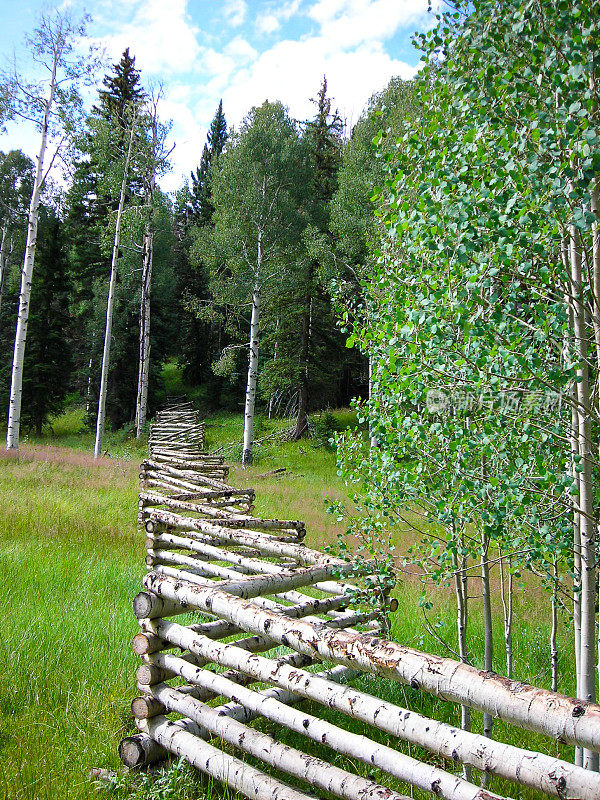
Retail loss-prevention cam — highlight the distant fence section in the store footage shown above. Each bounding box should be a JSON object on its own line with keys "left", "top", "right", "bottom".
{"left": 120, "top": 403, "right": 600, "bottom": 800}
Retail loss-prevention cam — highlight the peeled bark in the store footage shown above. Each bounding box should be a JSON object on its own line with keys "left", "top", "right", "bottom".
{"left": 6, "top": 64, "right": 56, "bottom": 450}
{"left": 147, "top": 616, "right": 600, "bottom": 799}
{"left": 242, "top": 279, "right": 260, "bottom": 466}
{"left": 142, "top": 572, "right": 600, "bottom": 751}
{"left": 569, "top": 221, "right": 598, "bottom": 771}
{"left": 94, "top": 119, "right": 136, "bottom": 459}
{"left": 135, "top": 227, "right": 153, "bottom": 437}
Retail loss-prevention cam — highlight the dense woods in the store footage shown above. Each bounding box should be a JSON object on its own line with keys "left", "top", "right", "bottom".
{"left": 2, "top": 0, "right": 600, "bottom": 789}
{"left": 0, "top": 22, "right": 376, "bottom": 456}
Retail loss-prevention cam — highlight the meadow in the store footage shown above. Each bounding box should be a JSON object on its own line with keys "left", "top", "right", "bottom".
{"left": 0, "top": 408, "right": 576, "bottom": 800}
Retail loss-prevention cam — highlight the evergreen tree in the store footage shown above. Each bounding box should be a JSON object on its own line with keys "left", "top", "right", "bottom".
{"left": 289, "top": 77, "right": 346, "bottom": 438}
{"left": 21, "top": 210, "right": 72, "bottom": 434}
{"left": 66, "top": 47, "right": 147, "bottom": 408}
{"left": 95, "top": 48, "right": 144, "bottom": 129}
{"left": 189, "top": 100, "right": 227, "bottom": 225}
{"left": 178, "top": 100, "right": 229, "bottom": 387}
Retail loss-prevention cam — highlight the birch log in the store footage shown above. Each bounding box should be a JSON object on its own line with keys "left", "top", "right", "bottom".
{"left": 144, "top": 685, "right": 429, "bottom": 800}
{"left": 138, "top": 717, "right": 318, "bottom": 800}
{"left": 142, "top": 573, "right": 600, "bottom": 751}
{"left": 150, "top": 617, "right": 600, "bottom": 800}
{"left": 150, "top": 651, "right": 506, "bottom": 800}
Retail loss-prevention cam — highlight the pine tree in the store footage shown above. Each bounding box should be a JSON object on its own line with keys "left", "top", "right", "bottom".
{"left": 21, "top": 210, "right": 72, "bottom": 434}
{"left": 179, "top": 101, "right": 229, "bottom": 385}
{"left": 291, "top": 76, "right": 344, "bottom": 438}
{"left": 95, "top": 48, "right": 144, "bottom": 129}
{"left": 189, "top": 100, "right": 228, "bottom": 225}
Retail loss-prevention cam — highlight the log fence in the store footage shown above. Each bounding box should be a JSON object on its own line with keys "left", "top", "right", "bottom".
{"left": 121, "top": 403, "right": 600, "bottom": 800}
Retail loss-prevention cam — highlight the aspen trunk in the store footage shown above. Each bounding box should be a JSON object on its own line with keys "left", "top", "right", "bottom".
{"left": 480, "top": 528, "right": 494, "bottom": 742}
{"left": 147, "top": 616, "right": 600, "bottom": 799}
{"left": 94, "top": 119, "right": 136, "bottom": 459}
{"left": 242, "top": 277, "right": 260, "bottom": 466}
{"left": 144, "top": 674, "right": 492, "bottom": 800}
{"left": 0, "top": 221, "right": 10, "bottom": 316}
{"left": 139, "top": 716, "right": 317, "bottom": 800}
{"left": 135, "top": 227, "right": 153, "bottom": 437}
{"left": 141, "top": 572, "right": 600, "bottom": 751}
{"left": 498, "top": 547, "right": 513, "bottom": 679}
{"left": 452, "top": 540, "right": 471, "bottom": 782}
{"left": 551, "top": 558, "right": 559, "bottom": 693}
{"left": 569, "top": 220, "right": 598, "bottom": 771}
{"left": 6, "top": 65, "right": 56, "bottom": 450}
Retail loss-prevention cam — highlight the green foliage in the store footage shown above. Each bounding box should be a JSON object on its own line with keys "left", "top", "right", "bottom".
{"left": 337, "top": 0, "right": 600, "bottom": 684}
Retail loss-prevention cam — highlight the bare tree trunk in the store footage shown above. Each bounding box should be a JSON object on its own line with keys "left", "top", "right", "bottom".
{"left": 85, "top": 331, "right": 95, "bottom": 415}
{"left": 452, "top": 530, "right": 471, "bottom": 782}
{"left": 480, "top": 525, "right": 494, "bottom": 787}
{"left": 498, "top": 546, "right": 513, "bottom": 679}
{"left": 94, "top": 120, "right": 136, "bottom": 459}
{"left": 135, "top": 228, "right": 153, "bottom": 437}
{"left": 569, "top": 219, "right": 598, "bottom": 772}
{"left": 242, "top": 268, "right": 260, "bottom": 466}
{"left": 6, "top": 67, "right": 56, "bottom": 450}
{"left": 551, "top": 558, "right": 559, "bottom": 693}
{"left": 0, "top": 221, "right": 11, "bottom": 316}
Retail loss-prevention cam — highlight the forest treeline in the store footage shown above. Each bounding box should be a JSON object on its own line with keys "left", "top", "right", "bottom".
{"left": 0, "top": 18, "right": 410, "bottom": 462}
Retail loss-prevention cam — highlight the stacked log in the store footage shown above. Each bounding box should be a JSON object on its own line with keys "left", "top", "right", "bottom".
{"left": 121, "top": 403, "right": 600, "bottom": 800}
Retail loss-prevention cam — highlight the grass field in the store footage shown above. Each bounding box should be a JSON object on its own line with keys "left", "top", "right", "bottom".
{"left": 0, "top": 407, "right": 577, "bottom": 799}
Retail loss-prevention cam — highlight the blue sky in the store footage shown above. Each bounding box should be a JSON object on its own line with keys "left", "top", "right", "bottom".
{"left": 0, "top": 0, "right": 433, "bottom": 191}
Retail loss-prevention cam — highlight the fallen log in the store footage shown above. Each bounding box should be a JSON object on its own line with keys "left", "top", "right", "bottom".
{"left": 148, "top": 652, "right": 506, "bottom": 800}
{"left": 144, "top": 686, "right": 421, "bottom": 800}
{"left": 149, "top": 615, "right": 600, "bottom": 800}
{"left": 142, "top": 572, "right": 600, "bottom": 753}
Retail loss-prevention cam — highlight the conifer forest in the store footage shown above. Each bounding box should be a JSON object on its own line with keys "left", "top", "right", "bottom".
{"left": 1, "top": 2, "right": 600, "bottom": 800}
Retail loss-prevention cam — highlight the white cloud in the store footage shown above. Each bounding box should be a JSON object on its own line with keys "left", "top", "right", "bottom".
{"left": 256, "top": 15, "right": 281, "bottom": 35}
{"left": 221, "top": 35, "right": 418, "bottom": 132}
{"left": 308, "top": 0, "right": 429, "bottom": 48}
{"left": 223, "top": 0, "right": 248, "bottom": 27}
{"left": 255, "top": 0, "right": 303, "bottom": 35}
{"left": 95, "top": 0, "right": 201, "bottom": 76}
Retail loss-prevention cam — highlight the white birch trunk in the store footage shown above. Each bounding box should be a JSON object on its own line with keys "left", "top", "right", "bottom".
{"left": 94, "top": 120, "right": 136, "bottom": 459}
{"left": 551, "top": 558, "right": 559, "bottom": 693}
{"left": 569, "top": 220, "right": 598, "bottom": 771}
{"left": 141, "top": 571, "right": 600, "bottom": 751}
{"left": 0, "top": 221, "right": 10, "bottom": 316}
{"left": 146, "top": 616, "right": 600, "bottom": 799}
{"left": 138, "top": 716, "right": 316, "bottom": 800}
{"left": 480, "top": 527, "right": 494, "bottom": 745}
{"left": 6, "top": 65, "right": 56, "bottom": 450}
{"left": 242, "top": 277, "right": 260, "bottom": 466}
{"left": 452, "top": 541, "right": 471, "bottom": 782}
{"left": 143, "top": 677, "right": 480, "bottom": 800}
{"left": 135, "top": 227, "right": 152, "bottom": 437}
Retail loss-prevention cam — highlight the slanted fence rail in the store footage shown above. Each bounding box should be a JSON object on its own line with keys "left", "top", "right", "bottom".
{"left": 120, "top": 403, "right": 600, "bottom": 800}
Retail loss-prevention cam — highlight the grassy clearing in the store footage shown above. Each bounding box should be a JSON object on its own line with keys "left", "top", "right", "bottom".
{"left": 0, "top": 408, "right": 577, "bottom": 799}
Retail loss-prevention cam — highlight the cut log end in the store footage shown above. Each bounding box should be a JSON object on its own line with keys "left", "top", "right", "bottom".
{"left": 131, "top": 695, "right": 165, "bottom": 719}
{"left": 118, "top": 732, "right": 167, "bottom": 768}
